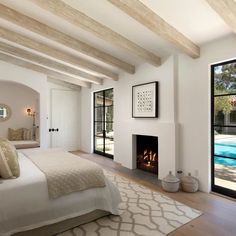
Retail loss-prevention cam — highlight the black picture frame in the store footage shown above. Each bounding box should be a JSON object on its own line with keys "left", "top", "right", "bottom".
{"left": 132, "top": 81, "right": 158, "bottom": 118}
{"left": 93, "top": 88, "right": 114, "bottom": 159}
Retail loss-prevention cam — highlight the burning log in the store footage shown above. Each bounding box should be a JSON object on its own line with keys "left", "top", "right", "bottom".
{"left": 152, "top": 153, "right": 157, "bottom": 161}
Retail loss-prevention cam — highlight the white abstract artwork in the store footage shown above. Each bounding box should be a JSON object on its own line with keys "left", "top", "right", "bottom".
{"left": 132, "top": 82, "right": 158, "bottom": 118}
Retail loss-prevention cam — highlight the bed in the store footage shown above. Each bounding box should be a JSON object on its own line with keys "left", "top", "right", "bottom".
{"left": 0, "top": 150, "right": 121, "bottom": 236}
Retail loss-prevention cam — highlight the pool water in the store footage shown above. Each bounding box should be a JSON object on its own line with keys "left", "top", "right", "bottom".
{"left": 214, "top": 141, "right": 236, "bottom": 167}
{"left": 215, "top": 156, "right": 236, "bottom": 167}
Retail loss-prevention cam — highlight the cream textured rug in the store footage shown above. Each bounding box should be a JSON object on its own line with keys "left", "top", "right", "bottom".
{"left": 58, "top": 171, "right": 202, "bottom": 236}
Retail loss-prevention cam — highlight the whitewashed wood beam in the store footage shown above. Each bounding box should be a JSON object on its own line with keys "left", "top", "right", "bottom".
{"left": 48, "top": 77, "right": 81, "bottom": 91}
{"left": 0, "top": 41, "right": 102, "bottom": 84}
{"left": 108, "top": 0, "right": 200, "bottom": 58}
{"left": 0, "top": 27, "right": 118, "bottom": 81}
{"left": 206, "top": 0, "right": 236, "bottom": 33}
{"left": 0, "top": 4, "right": 135, "bottom": 74}
{"left": 30, "top": 0, "right": 162, "bottom": 67}
{"left": 0, "top": 52, "right": 91, "bottom": 88}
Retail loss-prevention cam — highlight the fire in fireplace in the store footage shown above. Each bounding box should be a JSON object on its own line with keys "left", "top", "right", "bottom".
{"left": 136, "top": 135, "right": 158, "bottom": 175}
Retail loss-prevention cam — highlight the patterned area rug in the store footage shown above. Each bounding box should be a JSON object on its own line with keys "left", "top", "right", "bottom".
{"left": 58, "top": 171, "right": 202, "bottom": 236}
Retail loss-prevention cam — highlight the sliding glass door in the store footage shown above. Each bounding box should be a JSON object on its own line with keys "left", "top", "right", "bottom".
{"left": 94, "top": 88, "right": 114, "bottom": 159}
{"left": 211, "top": 59, "right": 236, "bottom": 198}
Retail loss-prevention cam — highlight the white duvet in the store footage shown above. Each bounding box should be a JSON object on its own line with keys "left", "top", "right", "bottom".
{"left": 0, "top": 152, "right": 121, "bottom": 236}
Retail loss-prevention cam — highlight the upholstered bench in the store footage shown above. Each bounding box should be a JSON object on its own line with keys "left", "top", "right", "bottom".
{"left": 10, "top": 140, "right": 40, "bottom": 149}
{"left": 8, "top": 128, "right": 40, "bottom": 149}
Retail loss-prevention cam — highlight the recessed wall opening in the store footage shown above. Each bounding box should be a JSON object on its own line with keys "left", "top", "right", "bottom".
{"left": 136, "top": 135, "right": 158, "bottom": 175}
{"left": 0, "top": 81, "right": 40, "bottom": 149}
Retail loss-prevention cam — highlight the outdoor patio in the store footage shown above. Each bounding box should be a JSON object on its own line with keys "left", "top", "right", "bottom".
{"left": 215, "top": 164, "right": 236, "bottom": 191}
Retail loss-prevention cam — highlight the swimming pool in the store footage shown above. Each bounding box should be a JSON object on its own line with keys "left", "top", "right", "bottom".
{"left": 214, "top": 140, "right": 236, "bottom": 167}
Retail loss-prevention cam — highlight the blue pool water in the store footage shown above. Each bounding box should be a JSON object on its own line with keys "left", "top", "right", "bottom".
{"left": 215, "top": 141, "right": 236, "bottom": 167}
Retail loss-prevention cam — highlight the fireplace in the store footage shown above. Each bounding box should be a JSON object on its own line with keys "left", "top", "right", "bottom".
{"left": 136, "top": 135, "right": 158, "bottom": 175}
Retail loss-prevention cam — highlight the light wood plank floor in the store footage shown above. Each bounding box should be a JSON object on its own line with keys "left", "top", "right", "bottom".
{"left": 73, "top": 151, "right": 236, "bottom": 236}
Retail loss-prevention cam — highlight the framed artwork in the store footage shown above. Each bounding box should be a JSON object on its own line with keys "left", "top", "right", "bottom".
{"left": 132, "top": 81, "right": 158, "bottom": 118}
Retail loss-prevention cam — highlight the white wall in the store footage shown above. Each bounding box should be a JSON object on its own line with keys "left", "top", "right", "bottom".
{"left": 0, "top": 82, "right": 39, "bottom": 138}
{"left": 1, "top": 35, "right": 234, "bottom": 193}
{"left": 0, "top": 61, "right": 81, "bottom": 150}
{"left": 178, "top": 34, "right": 236, "bottom": 192}
{"left": 0, "top": 61, "right": 48, "bottom": 147}
{"left": 80, "top": 56, "right": 179, "bottom": 179}
{"left": 81, "top": 35, "right": 236, "bottom": 192}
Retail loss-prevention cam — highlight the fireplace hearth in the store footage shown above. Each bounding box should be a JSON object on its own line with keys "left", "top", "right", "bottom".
{"left": 136, "top": 135, "right": 158, "bottom": 175}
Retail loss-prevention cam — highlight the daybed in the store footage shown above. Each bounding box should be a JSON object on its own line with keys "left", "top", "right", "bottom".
{"left": 8, "top": 127, "right": 40, "bottom": 149}
{"left": 10, "top": 140, "right": 40, "bottom": 149}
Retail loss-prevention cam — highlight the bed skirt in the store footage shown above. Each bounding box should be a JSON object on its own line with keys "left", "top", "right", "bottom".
{"left": 13, "top": 210, "right": 109, "bottom": 236}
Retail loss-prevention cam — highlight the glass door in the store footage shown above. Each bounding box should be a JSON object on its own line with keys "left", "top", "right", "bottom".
{"left": 211, "top": 59, "right": 236, "bottom": 198}
{"left": 94, "top": 88, "right": 114, "bottom": 159}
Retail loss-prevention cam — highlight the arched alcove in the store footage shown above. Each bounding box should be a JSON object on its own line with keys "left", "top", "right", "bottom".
{"left": 0, "top": 81, "right": 40, "bottom": 143}
{"left": 0, "top": 61, "right": 48, "bottom": 147}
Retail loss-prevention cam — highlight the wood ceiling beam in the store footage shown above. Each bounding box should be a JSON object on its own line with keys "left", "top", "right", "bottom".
{"left": 0, "top": 4, "right": 135, "bottom": 74}
{"left": 206, "top": 0, "right": 236, "bottom": 33}
{"left": 0, "top": 27, "right": 118, "bottom": 81}
{"left": 0, "top": 52, "right": 91, "bottom": 88}
{"left": 30, "top": 0, "right": 162, "bottom": 67}
{"left": 108, "top": 0, "right": 200, "bottom": 58}
{"left": 48, "top": 77, "right": 81, "bottom": 91}
{"left": 0, "top": 41, "right": 102, "bottom": 84}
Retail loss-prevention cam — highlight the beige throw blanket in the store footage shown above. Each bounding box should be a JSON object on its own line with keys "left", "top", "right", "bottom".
{"left": 22, "top": 149, "right": 106, "bottom": 199}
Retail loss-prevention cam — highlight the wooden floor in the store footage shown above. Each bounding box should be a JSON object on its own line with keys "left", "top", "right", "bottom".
{"left": 73, "top": 151, "right": 236, "bottom": 236}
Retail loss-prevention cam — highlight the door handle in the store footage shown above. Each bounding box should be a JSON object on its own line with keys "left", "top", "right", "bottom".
{"left": 49, "top": 128, "right": 59, "bottom": 132}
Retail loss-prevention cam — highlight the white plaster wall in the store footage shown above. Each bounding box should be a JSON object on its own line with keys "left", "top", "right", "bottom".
{"left": 80, "top": 86, "right": 93, "bottom": 153}
{"left": 80, "top": 56, "right": 178, "bottom": 179}
{"left": 0, "top": 82, "right": 38, "bottom": 138}
{"left": 0, "top": 61, "right": 48, "bottom": 148}
{"left": 178, "top": 34, "right": 236, "bottom": 192}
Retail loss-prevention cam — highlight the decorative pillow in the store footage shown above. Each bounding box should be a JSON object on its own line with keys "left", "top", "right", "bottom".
{"left": 23, "top": 128, "right": 34, "bottom": 140}
{"left": 8, "top": 128, "right": 23, "bottom": 141}
{"left": 35, "top": 127, "right": 39, "bottom": 142}
{"left": 0, "top": 139, "right": 20, "bottom": 177}
{"left": 0, "top": 147, "right": 13, "bottom": 179}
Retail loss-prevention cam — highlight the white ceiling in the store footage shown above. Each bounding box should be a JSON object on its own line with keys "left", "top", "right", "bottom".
{"left": 139, "top": 0, "right": 232, "bottom": 44}
{"left": 0, "top": 0, "right": 233, "bottom": 73}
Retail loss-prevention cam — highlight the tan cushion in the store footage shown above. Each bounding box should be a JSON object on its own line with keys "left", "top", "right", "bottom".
{"left": 10, "top": 140, "right": 39, "bottom": 149}
{"left": 8, "top": 128, "right": 23, "bottom": 141}
{"left": 0, "top": 138, "right": 20, "bottom": 177}
{"left": 23, "top": 128, "right": 34, "bottom": 140}
{"left": 35, "top": 127, "right": 39, "bottom": 142}
{"left": 0, "top": 147, "right": 13, "bottom": 179}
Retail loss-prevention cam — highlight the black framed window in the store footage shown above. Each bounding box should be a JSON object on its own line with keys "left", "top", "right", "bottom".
{"left": 94, "top": 88, "right": 114, "bottom": 159}
{"left": 230, "top": 110, "right": 236, "bottom": 123}
{"left": 211, "top": 59, "right": 236, "bottom": 198}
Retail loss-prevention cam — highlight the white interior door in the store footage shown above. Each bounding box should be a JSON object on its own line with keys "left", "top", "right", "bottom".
{"left": 50, "top": 89, "right": 80, "bottom": 151}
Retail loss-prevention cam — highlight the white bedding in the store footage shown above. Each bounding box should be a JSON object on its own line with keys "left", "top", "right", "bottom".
{"left": 0, "top": 152, "right": 121, "bottom": 236}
